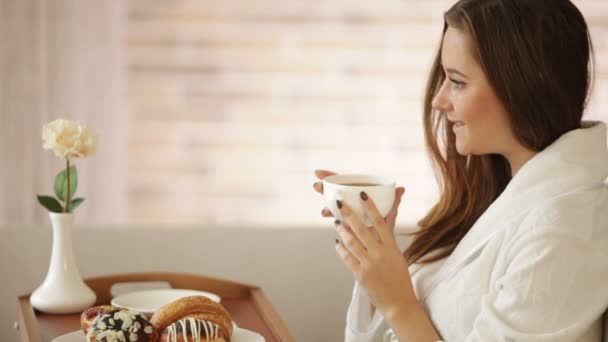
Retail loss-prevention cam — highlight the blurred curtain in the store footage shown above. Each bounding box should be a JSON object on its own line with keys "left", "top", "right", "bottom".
{"left": 0, "top": 0, "right": 127, "bottom": 227}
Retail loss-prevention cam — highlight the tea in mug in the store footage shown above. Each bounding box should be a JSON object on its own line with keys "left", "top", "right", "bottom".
{"left": 339, "top": 182, "right": 381, "bottom": 186}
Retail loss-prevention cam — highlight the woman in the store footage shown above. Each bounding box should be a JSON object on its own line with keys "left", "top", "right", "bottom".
{"left": 313, "top": 0, "right": 608, "bottom": 341}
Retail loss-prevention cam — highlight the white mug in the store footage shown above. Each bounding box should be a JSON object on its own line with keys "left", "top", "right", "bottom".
{"left": 323, "top": 174, "right": 396, "bottom": 226}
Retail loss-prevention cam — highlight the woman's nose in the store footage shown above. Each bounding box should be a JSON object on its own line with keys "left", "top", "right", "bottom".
{"left": 431, "top": 82, "right": 452, "bottom": 113}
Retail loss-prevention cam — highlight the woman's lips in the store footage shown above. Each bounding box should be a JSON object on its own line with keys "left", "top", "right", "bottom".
{"left": 453, "top": 121, "right": 465, "bottom": 133}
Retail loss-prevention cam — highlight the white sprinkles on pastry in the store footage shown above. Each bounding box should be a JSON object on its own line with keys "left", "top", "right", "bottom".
{"left": 86, "top": 310, "right": 154, "bottom": 342}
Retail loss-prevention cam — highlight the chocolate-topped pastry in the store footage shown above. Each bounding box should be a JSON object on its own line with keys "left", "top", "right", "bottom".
{"left": 81, "top": 305, "right": 120, "bottom": 334}
{"left": 151, "top": 296, "right": 233, "bottom": 342}
{"left": 85, "top": 308, "right": 157, "bottom": 342}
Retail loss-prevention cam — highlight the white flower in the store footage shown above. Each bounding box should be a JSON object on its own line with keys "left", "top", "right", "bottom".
{"left": 42, "top": 119, "right": 98, "bottom": 159}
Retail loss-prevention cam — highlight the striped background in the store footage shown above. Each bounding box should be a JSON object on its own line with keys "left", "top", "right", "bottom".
{"left": 126, "top": 0, "right": 608, "bottom": 227}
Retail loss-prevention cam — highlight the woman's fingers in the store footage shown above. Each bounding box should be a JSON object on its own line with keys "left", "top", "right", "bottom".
{"left": 313, "top": 181, "right": 324, "bottom": 194}
{"left": 321, "top": 208, "right": 333, "bottom": 217}
{"left": 313, "top": 169, "right": 336, "bottom": 194}
{"left": 335, "top": 240, "right": 361, "bottom": 274}
{"left": 314, "top": 169, "right": 336, "bottom": 180}
{"left": 360, "top": 191, "right": 393, "bottom": 244}
{"left": 314, "top": 170, "right": 337, "bottom": 216}
{"left": 385, "top": 187, "right": 405, "bottom": 230}
{"left": 335, "top": 220, "right": 368, "bottom": 264}
{"left": 337, "top": 200, "right": 378, "bottom": 250}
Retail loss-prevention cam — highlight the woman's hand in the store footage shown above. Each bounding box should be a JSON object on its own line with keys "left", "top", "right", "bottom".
{"left": 313, "top": 169, "right": 439, "bottom": 340}
{"left": 333, "top": 191, "right": 417, "bottom": 320}
{"left": 312, "top": 169, "right": 411, "bottom": 313}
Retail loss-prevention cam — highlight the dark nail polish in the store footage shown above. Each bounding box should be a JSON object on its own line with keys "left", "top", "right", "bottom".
{"left": 334, "top": 219, "right": 341, "bottom": 225}
{"left": 360, "top": 191, "right": 368, "bottom": 201}
{"left": 335, "top": 239, "right": 339, "bottom": 244}
{"left": 336, "top": 200, "right": 342, "bottom": 209}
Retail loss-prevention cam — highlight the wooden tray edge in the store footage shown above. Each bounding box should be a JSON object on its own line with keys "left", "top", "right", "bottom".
{"left": 250, "top": 288, "right": 296, "bottom": 342}
{"left": 17, "top": 295, "right": 42, "bottom": 342}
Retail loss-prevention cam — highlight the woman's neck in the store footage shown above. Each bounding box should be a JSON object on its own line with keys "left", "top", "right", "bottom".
{"left": 504, "top": 146, "right": 538, "bottom": 177}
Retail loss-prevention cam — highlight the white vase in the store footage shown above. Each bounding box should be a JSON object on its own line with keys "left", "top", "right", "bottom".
{"left": 30, "top": 212, "right": 96, "bottom": 314}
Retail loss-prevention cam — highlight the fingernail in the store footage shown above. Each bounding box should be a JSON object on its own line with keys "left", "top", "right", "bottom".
{"left": 335, "top": 239, "right": 339, "bottom": 245}
{"left": 321, "top": 209, "right": 326, "bottom": 215}
{"left": 336, "top": 200, "right": 342, "bottom": 209}
{"left": 360, "top": 191, "right": 368, "bottom": 201}
{"left": 334, "top": 219, "right": 341, "bottom": 226}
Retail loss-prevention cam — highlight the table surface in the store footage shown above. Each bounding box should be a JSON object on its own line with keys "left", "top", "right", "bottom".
{"left": 19, "top": 295, "right": 289, "bottom": 342}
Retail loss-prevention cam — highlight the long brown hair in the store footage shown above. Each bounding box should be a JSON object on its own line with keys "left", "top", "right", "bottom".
{"left": 404, "top": 0, "right": 594, "bottom": 264}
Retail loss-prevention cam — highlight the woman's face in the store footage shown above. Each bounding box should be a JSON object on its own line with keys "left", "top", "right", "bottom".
{"left": 431, "top": 27, "right": 517, "bottom": 156}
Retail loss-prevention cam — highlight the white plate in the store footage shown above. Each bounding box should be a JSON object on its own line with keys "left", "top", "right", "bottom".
{"left": 52, "top": 328, "right": 265, "bottom": 342}
{"left": 111, "top": 289, "right": 221, "bottom": 316}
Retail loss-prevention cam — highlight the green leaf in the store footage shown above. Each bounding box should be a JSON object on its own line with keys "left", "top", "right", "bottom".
{"left": 37, "top": 195, "right": 63, "bottom": 213}
{"left": 68, "top": 198, "right": 85, "bottom": 213}
{"left": 54, "top": 165, "right": 78, "bottom": 201}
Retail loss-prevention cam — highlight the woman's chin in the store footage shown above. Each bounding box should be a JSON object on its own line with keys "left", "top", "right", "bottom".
{"left": 455, "top": 142, "right": 470, "bottom": 156}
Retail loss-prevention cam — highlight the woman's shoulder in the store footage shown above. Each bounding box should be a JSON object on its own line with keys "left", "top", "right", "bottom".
{"left": 496, "top": 185, "right": 608, "bottom": 269}
{"left": 516, "top": 183, "right": 608, "bottom": 241}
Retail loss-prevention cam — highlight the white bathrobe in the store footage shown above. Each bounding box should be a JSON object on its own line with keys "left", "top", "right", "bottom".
{"left": 345, "top": 121, "right": 608, "bottom": 342}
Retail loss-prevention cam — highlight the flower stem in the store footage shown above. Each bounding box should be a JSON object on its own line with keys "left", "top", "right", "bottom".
{"left": 65, "top": 158, "right": 71, "bottom": 213}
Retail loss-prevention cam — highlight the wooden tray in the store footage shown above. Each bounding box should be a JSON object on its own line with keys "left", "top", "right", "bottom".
{"left": 17, "top": 272, "right": 295, "bottom": 342}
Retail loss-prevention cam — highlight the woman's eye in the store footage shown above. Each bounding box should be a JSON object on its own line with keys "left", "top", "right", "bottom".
{"left": 449, "top": 78, "right": 465, "bottom": 89}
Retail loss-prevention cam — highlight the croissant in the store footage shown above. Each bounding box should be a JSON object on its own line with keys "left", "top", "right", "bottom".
{"left": 81, "top": 305, "right": 157, "bottom": 342}
{"left": 150, "top": 296, "right": 233, "bottom": 342}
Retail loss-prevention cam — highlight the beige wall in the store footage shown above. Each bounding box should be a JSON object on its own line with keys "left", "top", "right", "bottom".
{"left": 0, "top": 0, "right": 48, "bottom": 224}
{"left": 0, "top": 0, "right": 127, "bottom": 226}
{"left": 2, "top": 0, "right": 606, "bottom": 228}
{"left": 126, "top": 0, "right": 608, "bottom": 227}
